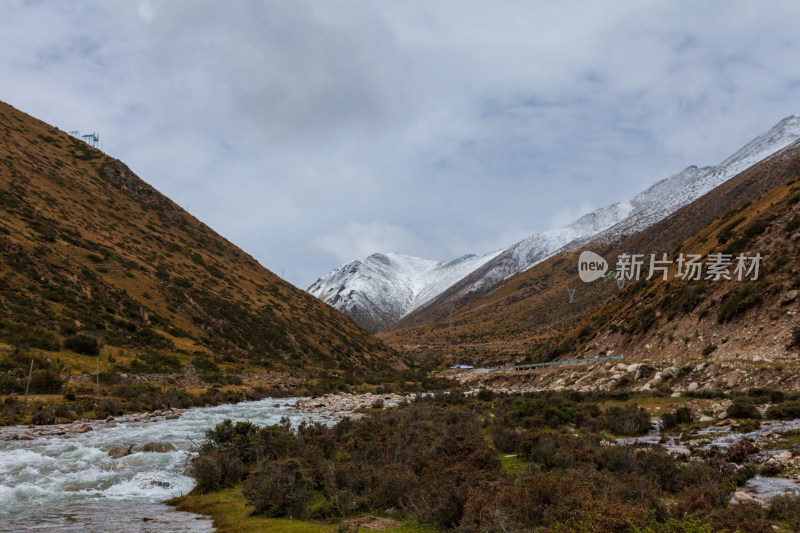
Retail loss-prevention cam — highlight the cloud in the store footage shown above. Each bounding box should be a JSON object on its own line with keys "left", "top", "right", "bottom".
{"left": 2, "top": 1, "right": 800, "bottom": 288}
{"left": 313, "top": 220, "right": 426, "bottom": 266}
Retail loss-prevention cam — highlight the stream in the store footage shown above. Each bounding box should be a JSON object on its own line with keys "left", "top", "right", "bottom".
{"left": 0, "top": 398, "right": 332, "bottom": 532}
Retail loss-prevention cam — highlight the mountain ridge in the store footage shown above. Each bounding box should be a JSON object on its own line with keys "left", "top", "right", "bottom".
{"left": 311, "top": 115, "right": 800, "bottom": 333}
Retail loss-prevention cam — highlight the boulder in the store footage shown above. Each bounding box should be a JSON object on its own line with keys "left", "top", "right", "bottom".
{"left": 731, "top": 491, "right": 756, "bottom": 505}
{"left": 687, "top": 382, "right": 699, "bottom": 393}
{"left": 781, "top": 289, "right": 798, "bottom": 305}
{"left": 108, "top": 445, "right": 134, "bottom": 458}
{"left": 142, "top": 442, "right": 176, "bottom": 453}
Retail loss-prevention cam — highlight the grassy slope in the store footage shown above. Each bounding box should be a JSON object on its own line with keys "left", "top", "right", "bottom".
{"left": 381, "top": 141, "right": 800, "bottom": 366}
{"left": 0, "top": 100, "right": 395, "bottom": 377}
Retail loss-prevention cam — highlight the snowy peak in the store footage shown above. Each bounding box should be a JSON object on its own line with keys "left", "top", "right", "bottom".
{"left": 308, "top": 250, "right": 501, "bottom": 332}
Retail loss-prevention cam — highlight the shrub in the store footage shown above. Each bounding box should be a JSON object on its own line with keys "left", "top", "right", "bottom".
{"left": 0, "top": 321, "right": 61, "bottom": 351}
{"left": 189, "top": 449, "right": 244, "bottom": 493}
{"left": 601, "top": 406, "right": 652, "bottom": 436}
{"left": 64, "top": 334, "right": 100, "bottom": 356}
{"left": 765, "top": 493, "right": 800, "bottom": 527}
{"left": 661, "top": 406, "right": 694, "bottom": 430}
{"left": 243, "top": 459, "right": 315, "bottom": 518}
{"left": 727, "top": 400, "right": 760, "bottom": 419}
{"left": 726, "top": 439, "right": 758, "bottom": 463}
{"left": 31, "top": 408, "right": 57, "bottom": 425}
{"left": 95, "top": 398, "right": 124, "bottom": 419}
{"left": 717, "top": 283, "right": 767, "bottom": 323}
{"left": 766, "top": 400, "right": 800, "bottom": 420}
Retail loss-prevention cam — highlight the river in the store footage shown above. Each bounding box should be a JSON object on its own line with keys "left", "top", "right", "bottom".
{"left": 0, "top": 398, "right": 332, "bottom": 532}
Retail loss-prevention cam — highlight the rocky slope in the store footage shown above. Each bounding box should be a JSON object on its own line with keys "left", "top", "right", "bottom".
{"left": 0, "top": 100, "right": 394, "bottom": 379}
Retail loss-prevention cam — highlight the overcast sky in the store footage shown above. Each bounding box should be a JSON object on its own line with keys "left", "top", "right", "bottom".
{"left": 2, "top": 1, "right": 800, "bottom": 288}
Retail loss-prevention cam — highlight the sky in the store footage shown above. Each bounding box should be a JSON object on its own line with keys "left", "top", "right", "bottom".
{"left": 2, "top": 1, "right": 800, "bottom": 288}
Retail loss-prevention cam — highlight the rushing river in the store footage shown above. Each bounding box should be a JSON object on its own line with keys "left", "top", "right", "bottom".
{"left": 0, "top": 398, "right": 332, "bottom": 532}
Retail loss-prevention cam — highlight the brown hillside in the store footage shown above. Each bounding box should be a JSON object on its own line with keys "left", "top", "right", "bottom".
{"left": 380, "top": 140, "right": 800, "bottom": 368}
{"left": 0, "top": 101, "right": 394, "bottom": 377}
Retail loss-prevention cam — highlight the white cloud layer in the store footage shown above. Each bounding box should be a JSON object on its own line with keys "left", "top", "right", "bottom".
{"left": 2, "top": 1, "right": 800, "bottom": 287}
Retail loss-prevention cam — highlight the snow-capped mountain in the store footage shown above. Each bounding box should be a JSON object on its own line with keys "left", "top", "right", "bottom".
{"left": 308, "top": 251, "right": 501, "bottom": 333}
{"left": 595, "top": 115, "right": 800, "bottom": 241}
{"left": 309, "top": 115, "right": 800, "bottom": 332}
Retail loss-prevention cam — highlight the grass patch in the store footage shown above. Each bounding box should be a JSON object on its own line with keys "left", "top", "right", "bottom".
{"left": 169, "top": 487, "right": 428, "bottom": 533}
{"left": 498, "top": 453, "right": 527, "bottom": 475}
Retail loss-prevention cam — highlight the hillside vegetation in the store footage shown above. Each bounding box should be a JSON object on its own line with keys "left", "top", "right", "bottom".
{"left": 0, "top": 101, "right": 395, "bottom": 397}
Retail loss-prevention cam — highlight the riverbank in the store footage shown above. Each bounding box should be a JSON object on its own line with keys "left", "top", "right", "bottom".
{"left": 169, "top": 487, "right": 429, "bottom": 533}
{"left": 0, "top": 397, "right": 332, "bottom": 532}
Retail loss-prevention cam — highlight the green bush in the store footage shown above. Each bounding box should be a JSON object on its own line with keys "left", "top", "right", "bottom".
{"left": 661, "top": 406, "right": 694, "bottom": 430}
{"left": 717, "top": 282, "right": 767, "bottom": 323}
{"left": 189, "top": 449, "right": 244, "bottom": 493}
{"left": 95, "top": 398, "right": 124, "bottom": 419}
{"left": 727, "top": 400, "right": 760, "bottom": 419}
{"left": 766, "top": 400, "right": 800, "bottom": 420}
{"left": 243, "top": 459, "right": 315, "bottom": 518}
{"left": 0, "top": 321, "right": 61, "bottom": 351}
{"left": 64, "top": 334, "right": 100, "bottom": 356}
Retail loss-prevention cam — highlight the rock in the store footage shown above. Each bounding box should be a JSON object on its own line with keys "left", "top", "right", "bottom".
{"left": 781, "top": 289, "right": 799, "bottom": 305}
{"left": 776, "top": 451, "right": 793, "bottom": 461}
{"left": 141, "top": 442, "right": 176, "bottom": 453}
{"left": 717, "top": 412, "right": 728, "bottom": 420}
{"left": 687, "top": 382, "right": 699, "bottom": 392}
{"left": 699, "top": 415, "right": 714, "bottom": 422}
{"left": 732, "top": 491, "right": 756, "bottom": 505}
{"left": 695, "top": 363, "right": 705, "bottom": 372}
{"left": 164, "top": 414, "right": 181, "bottom": 420}
{"left": 671, "top": 392, "right": 681, "bottom": 398}
{"left": 752, "top": 356, "right": 761, "bottom": 362}
{"left": 105, "top": 416, "right": 115, "bottom": 423}
{"left": 108, "top": 445, "right": 134, "bottom": 458}
{"left": 662, "top": 367, "right": 678, "bottom": 379}
{"left": 615, "top": 363, "right": 628, "bottom": 371}
{"left": 627, "top": 364, "right": 640, "bottom": 373}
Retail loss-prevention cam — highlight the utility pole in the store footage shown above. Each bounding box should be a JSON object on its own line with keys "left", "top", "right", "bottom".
{"left": 24, "top": 360, "right": 33, "bottom": 403}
